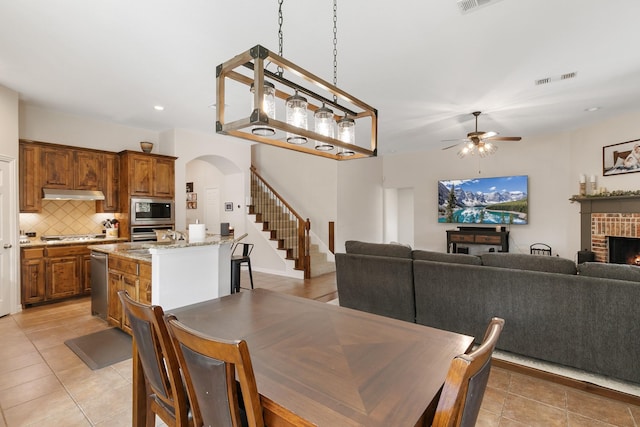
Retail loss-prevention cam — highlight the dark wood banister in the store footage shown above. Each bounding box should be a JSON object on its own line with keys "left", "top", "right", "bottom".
{"left": 250, "top": 166, "right": 311, "bottom": 278}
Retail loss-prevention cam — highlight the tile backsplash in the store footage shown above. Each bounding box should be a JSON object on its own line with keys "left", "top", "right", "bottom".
{"left": 19, "top": 200, "right": 118, "bottom": 237}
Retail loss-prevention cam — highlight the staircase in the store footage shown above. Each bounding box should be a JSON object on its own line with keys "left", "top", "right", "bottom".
{"left": 250, "top": 167, "right": 335, "bottom": 278}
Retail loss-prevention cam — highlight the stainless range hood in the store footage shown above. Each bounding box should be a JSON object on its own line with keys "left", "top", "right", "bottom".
{"left": 42, "top": 188, "right": 106, "bottom": 201}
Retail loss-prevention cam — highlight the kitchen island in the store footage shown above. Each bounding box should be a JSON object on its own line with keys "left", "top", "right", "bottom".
{"left": 89, "top": 235, "right": 235, "bottom": 331}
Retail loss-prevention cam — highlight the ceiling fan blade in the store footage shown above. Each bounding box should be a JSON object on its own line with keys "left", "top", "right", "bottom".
{"left": 441, "top": 138, "right": 469, "bottom": 142}
{"left": 485, "top": 136, "right": 522, "bottom": 141}
{"left": 480, "top": 131, "right": 498, "bottom": 139}
{"left": 442, "top": 143, "right": 462, "bottom": 150}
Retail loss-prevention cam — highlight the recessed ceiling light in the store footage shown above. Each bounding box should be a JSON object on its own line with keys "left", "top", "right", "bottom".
{"left": 585, "top": 106, "right": 601, "bottom": 112}
{"left": 154, "top": 105, "right": 164, "bottom": 111}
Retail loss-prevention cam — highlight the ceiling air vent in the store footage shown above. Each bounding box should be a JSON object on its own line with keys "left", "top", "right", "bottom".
{"left": 535, "top": 72, "right": 577, "bottom": 86}
{"left": 457, "top": 0, "right": 504, "bottom": 14}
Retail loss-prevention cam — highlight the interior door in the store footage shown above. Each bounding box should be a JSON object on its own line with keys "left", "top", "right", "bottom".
{"left": 205, "top": 187, "right": 220, "bottom": 235}
{"left": 0, "top": 157, "right": 16, "bottom": 316}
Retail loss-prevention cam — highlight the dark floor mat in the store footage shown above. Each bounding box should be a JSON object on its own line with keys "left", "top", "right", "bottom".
{"left": 65, "top": 328, "right": 132, "bottom": 370}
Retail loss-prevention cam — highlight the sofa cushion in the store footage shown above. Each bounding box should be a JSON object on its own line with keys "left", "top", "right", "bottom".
{"left": 412, "top": 250, "right": 482, "bottom": 265}
{"left": 578, "top": 262, "right": 640, "bottom": 282}
{"left": 345, "top": 240, "right": 412, "bottom": 259}
{"left": 480, "top": 253, "right": 577, "bottom": 275}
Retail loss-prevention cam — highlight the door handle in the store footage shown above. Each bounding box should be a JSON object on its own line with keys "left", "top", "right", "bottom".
{"left": 3, "top": 244, "right": 12, "bottom": 249}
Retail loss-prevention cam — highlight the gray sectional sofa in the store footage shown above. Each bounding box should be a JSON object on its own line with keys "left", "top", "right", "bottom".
{"left": 335, "top": 240, "right": 640, "bottom": 385}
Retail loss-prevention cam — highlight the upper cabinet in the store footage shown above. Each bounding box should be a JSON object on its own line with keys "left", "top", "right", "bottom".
{"left": 119, "top": 151, "right": 176, "bottom": 199}
{"left": 19, "top": 141, "right": 175, "bottom": 214}
{"left": 74, "top": 150, "right": 102, "bottom": 190}
{"left": 95, "top": 153, "right": 120, "bottom": 213}
{"left": 41, "top": 147, "right": 73, "bottom": 188}
{"left": 19, "top": 140, "right": 120, "bottom": 213}
{"left": 19, "top": 143, "right": 41, "bottom": 213}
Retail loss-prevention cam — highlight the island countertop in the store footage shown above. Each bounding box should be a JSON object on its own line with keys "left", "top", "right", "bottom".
{"left": 91, "top": 234, "right": 236, "bottom": 311}
{"left": 88, "top": 235, "right": 237, "bottom": 261}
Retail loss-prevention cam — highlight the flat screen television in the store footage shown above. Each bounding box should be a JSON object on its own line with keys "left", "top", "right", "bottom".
{"left": 438, "top": 175, "right": 528, "bottom": 224}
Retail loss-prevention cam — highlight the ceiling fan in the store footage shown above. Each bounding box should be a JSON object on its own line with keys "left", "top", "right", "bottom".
{"left": 442, "top": 111, "right": 522, "bottom": 158}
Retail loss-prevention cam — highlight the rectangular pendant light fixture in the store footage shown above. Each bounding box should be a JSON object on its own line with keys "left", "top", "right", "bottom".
{"left": 215, "top": 45, "right": 377, "bottom": 160}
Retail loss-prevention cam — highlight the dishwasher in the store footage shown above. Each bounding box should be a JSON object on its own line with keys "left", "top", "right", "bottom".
{"left": 90, "top": 251, "right": 108, "bottom": 320}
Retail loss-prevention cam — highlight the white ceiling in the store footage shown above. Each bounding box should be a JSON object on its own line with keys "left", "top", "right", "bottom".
{"left": 1, "top": 0, "right": 639, "bottom": 155}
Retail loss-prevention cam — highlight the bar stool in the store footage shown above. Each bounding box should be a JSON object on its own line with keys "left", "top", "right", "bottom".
{"left": 231, "top": 242, "right": 254, "bottom": 293}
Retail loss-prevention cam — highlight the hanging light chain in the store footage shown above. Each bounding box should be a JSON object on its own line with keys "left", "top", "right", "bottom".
{"left": 332, "top": 0, "right": 338, "bottom": 103}
{"left": 277, "top": 0, "right": 284, "bottom": 76}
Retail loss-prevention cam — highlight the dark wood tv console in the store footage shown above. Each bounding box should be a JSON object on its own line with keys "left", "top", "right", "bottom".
{"left": 446, "top": 227, "right": 509, "bottom": 253}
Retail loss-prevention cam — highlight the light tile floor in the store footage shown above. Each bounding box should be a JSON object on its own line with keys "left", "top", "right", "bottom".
{"left": 1, "top": 271, "right": 639, "bottom": 426}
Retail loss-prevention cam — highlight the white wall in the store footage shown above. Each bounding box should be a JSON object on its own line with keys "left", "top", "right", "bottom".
{"left": 0, "top": 84, "right": 20, "bottom": 313}
{"left": 336, "top": 156, "right": 383, "bottom": 252}
{"left": 382, "top": 112, "right": 640, "bottom": 259}
{"left": 252, "top": 144, "right": 338, "bottom": 246}
{"left": 19, "top": 104, "right": 160, "bottom": 153}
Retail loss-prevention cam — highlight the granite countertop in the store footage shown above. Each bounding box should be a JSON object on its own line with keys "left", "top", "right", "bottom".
{"left": 88, "top": 234, "right": 236, "bottom": 262}
{"left": 20, "top": 237, "right": 128, "bottom": 248}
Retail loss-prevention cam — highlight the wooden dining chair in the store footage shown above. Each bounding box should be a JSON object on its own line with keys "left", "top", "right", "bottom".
{"left": 117, "top": 291, "right": 191, "bottom": 427}
{"left": 432, "top": 317, "right": 505, "bottom": 427}
{"left": 165, "top": 314, "right": 265, "bottom": 427}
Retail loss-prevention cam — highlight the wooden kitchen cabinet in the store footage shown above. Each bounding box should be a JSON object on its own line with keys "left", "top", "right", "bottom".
{"left": 107, "top": 254, "right": 152, "bottom": 333}
{"left": 19, "top": 140, "right": 121, "bottom": 213}
{"left": 82, "top": 253, "right": 92, "bottom": 293}
{"left": 74, "top": 150, "right": 102, "bottom": 190}
{"left": 47, "top": 255, "right": 81, "bottom": 299}
{"left": 21, "top": 244, "right": 92, "bottom": 306}
{"left": 19, "top": 143, "right": 41, "bottom": 212}
{"left": 45, "top": 245, "right": 91, "bottom": 300}
{"left": 153, "top": 157, "right": 175, "bottom": 198}
{"left": 41, "top": 147, "right": 73, "bottom": 189}
{"left": 96, "top": 152, "right": 120, "bottom": 212}
{"left": 20, "top": 248, "right": 45, "bottom": 304}
{"left": 42, "top": 146, "right": 103, "bottom": 190}
{"left": 120, "top": 151, "right": 176, "bottom": 198}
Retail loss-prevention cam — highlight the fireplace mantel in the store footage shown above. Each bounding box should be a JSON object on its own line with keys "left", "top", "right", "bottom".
{"left": 571, "top": 195, "right": 640, "bottom": 257}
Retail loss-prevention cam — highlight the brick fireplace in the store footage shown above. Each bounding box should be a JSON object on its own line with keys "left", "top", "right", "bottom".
{"left": 590, "top": 213, "right": 640, "bottom": 262}
{"left": 574, "top": 195, "right": 640, "bottom": 263}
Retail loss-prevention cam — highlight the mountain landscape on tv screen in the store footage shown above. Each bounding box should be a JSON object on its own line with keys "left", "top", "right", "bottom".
{"left": 438, "top": 175, "right": 528, "bottom": 224}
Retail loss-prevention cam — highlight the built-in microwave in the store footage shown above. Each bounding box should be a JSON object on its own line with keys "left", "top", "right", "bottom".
{"left": 130, "top": 198, "right": 175, "bottom": 226}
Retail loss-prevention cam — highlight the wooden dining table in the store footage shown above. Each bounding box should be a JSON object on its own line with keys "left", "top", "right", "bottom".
{"left": 132, "top": 288, "right": 474, "bottom": 427}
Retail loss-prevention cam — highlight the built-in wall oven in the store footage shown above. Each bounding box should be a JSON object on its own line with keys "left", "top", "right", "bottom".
{"left": 130, "top": 198, "right": 175, "bottom": 241}
{"left": 130, "top": 225, "right": 174, "bottom": 242}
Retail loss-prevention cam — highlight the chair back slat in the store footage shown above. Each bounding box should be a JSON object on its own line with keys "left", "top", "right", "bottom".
{"left": 117, "top": 291, "right": 191, "bottom": 427}
{"left": 432, "top": 317, "right": 504, "bottom": 427}
{"left": 179, "top": 343, "right": 235, "bottom": 427}
{"left": 166, "top": 315, "right": 265, "bottom": 427}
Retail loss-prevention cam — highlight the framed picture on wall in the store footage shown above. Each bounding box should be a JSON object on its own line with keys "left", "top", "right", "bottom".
{"left": 186, "top": 182, "right": 194, "bottom": 193}
{"left": 187, "top": 201, "right": 197, "bottom": 209}
{"left": 187, "top": 192, "right": 197, "bottom": 202}
{"left": 603, "top": 139, "right": 640, "bottom": 176}
{"left": 225, "top": 202, "right": 233, "bottom": 212}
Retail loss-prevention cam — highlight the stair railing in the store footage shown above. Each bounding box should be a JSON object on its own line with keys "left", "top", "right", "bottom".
{"left": 250, "top": 166, "right": 311, "bottom": 278}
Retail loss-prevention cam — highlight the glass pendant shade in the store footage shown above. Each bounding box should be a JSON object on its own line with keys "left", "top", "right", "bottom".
{"left": 314, "top": 105, "right": 335, "bottom": 151}
{"left": 250, "top": 81, "right": 276, "bottom": 136}
{"left": 337, "top": 116, "right": 355, "bottom": 156}
{"left": 285, "top": 91, "right": 308, "bottom": 144}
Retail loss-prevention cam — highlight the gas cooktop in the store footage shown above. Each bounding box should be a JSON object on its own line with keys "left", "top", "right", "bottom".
{"left": 40, "top": 234, "right": 107, "bottom": 242}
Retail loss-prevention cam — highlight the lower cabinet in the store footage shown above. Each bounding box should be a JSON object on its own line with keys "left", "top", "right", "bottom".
{"left": 21, "top": 248, "right": 46, "bottom": 305}
{"left": 107, "top": 254, "right": 152, "bottom": 334}
{"left": 20, "top": 245, "right": 92, "bottom": 306}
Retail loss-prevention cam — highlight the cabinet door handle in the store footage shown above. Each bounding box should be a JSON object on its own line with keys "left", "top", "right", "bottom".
{"left": 3, "top": 244, "right": 12, "bottom": 249}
